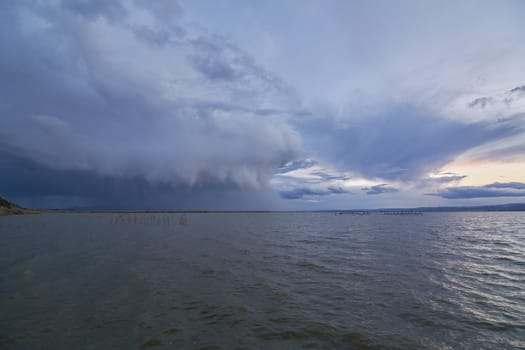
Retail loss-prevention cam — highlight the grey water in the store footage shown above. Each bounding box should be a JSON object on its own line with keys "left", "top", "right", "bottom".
{"left": 1, "top": 212, "right": 524, "bottom": 349}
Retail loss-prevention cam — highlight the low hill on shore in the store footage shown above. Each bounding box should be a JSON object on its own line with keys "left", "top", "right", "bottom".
{"left": 0, "top": 196, "right": 37, "bottom": 216}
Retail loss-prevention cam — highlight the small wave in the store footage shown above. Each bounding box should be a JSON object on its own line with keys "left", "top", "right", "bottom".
{"left": 258, "top": 323, "right": 338, "bottom": 342}
{"left": 297, "top": 260, "right": 326, "bottom": 271}
{"left": 197, "top": 345, "right": 222, "bottom": 350}
{"left": 258, "top": 329, "right": 303, "bottom": 340}
{"left": 496, "top": 256, "right": 525, "bottom": 265}
{"left": 297, "top": 239, "right": 322, "bottom": 244}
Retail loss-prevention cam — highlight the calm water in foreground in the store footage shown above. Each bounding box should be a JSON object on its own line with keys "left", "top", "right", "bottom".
{"left": 1, "top": 212, "right": 524, "bottom": 349}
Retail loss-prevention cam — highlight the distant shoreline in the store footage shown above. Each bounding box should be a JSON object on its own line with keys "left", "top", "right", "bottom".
{"left": 1, "top": 195, "right": 525, "bottom": 216}
{"left": 2, "top": 208, "right": 525, "bottom": 217}
{"left": 0, "top": 207, "right": 42, "bottom": 216}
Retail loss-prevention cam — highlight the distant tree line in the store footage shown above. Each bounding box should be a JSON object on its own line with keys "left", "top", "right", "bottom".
{"left": 0, "top": 196, "right": 14, "bottom": 208}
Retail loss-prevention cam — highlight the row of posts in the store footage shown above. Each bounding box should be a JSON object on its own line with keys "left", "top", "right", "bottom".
{"left": 111, "top": 213, "right": 187, "bottom": 225}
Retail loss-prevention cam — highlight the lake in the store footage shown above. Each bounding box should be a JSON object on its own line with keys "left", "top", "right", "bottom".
{"left": 1, "top": 212, "right": 524, "bottom": 349}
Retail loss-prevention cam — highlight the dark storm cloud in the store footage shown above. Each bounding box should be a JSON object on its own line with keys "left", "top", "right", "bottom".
{"left": 189, "top": 38, "right": 238, "bottom": 81}
{"left": 468, "top": 97, "right": 493, "bottom": 109}
{"left": 467, "top": 85, "right": 525, "bottom": 111}
{"left": 184, "top": 36, "right": 296, "bottom": 106}
{"left": 131, "top": 25, "right": 172, "bottom": 47}
{"left": 487, "top": 182, "right": 525, "bottom": 190}
{"left": 279, "top": 186, "right": 349, "bottom": 200}
{"left": 509, "top": 85, "right": 525, "bottom": 94}
{"left": 190, "top": 53, "right": 237, "bottom": 81}
{"left": 61, "top": 0, "right": 128, "bottom": 21}
{"left": 432, "top": 182, "right": 525, "bottom": 199}
{"left": 134, "top": 0, "right": 184, "bottom": 27}
{"left": 0, "top": 148, "right": 283, "bottom": 210}
{"left": 0, "top": 1, "right": 301, "bottom": 208}
{"left": 276, "top": 159, "right": 317, "bottom": 174}
{"left": 297, "top": 105, "right": 519, "bottom": 181}
{"left": 310, "top": 171, "right": 351, "bottom": 182}
{"left": 362, "top": 184, "right": 399, "bottom": 195}
{"left": 432, "top": 174, "right": 467, "bottom": 183}
{"left": 496, "top": 113, "right": 525, "bottom": 124}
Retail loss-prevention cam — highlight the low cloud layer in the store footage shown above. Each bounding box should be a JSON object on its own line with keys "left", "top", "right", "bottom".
{"left": 272, "top": 160, "right": 354, "bottom": 201}
{"left": 279, "top": 186, "right": 349, "bottom": 200}
{"left": 276, "top": 159, "right": 317, "bottom": 174}
{"left": 0, "top": 148, "right": 285, "bottom": 210}
{"left": 362, "top": 184, "right": 399, "bottom": 196}
{"left": 433, "top": 182, "right": 525, "bottom": 199}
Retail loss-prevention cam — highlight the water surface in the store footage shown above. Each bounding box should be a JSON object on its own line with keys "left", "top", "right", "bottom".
{"left": 1, "top": 212, "right": 524, "bottom": 349}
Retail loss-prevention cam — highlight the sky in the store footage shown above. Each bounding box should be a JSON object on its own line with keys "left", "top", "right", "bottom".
{"left": 1, "top": 0, "right": 525, "bottom": 210}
